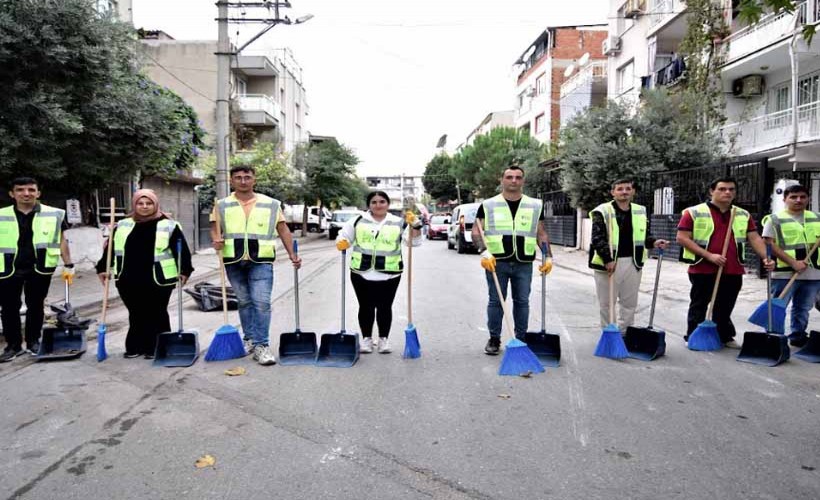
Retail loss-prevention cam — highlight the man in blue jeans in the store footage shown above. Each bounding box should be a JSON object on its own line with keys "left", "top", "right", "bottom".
{"left": 472, "top": 162, "right": 552, "bottom": 355}
{"left": 211, "top": 166, "right": 301, "bottom": 365}
{"left": 762, "top": 183, "right": 820, "bottom": 347}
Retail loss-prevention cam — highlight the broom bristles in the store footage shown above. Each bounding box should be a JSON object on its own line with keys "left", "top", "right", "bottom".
{"left": 96, "top": 325, "right": 107, "bottom": 362}
{"left": 594, "top": 324, "right": 629, "bottom": 359}
{"left": 748, "top": 298, "right": 787, "bottom": 334}
{"left": 687, "top": 320, "right": 723, "bottom": 351}
{"left": 403, "top": 324, "right": 421, "bottom": 359}
{"left": 205, "top": 325, "right": 246, "bottom": 361}
{"left": 498, "top": 338, "right": 545, "bottom": 376}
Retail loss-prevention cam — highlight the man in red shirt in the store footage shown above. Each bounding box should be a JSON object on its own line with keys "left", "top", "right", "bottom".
{"left": 676, "top": 177, "right": 772, "bottom": 348}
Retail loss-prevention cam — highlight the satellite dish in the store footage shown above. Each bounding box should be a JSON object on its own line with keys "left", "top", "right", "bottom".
{"left": 563, "top": 64, "right": 575, "bottom": 78}
{"left": 578, "top": 52, "right": 590, "bottom": 66}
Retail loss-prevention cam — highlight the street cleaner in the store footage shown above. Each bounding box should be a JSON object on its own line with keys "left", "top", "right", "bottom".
{"left": 472, "top": 161, "right": 551, "bottom": 355}
{"left": 588, "top": 179, "right": 668, "bottom": 331}
{"left": 0, "top": 177, "right": 73, "bottom": 362}
{"left": 210, "top": 166, "right": 301, "bottom": 366}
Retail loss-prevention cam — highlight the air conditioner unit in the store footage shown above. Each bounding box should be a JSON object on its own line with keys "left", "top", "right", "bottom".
{"left": 732, "top": 74, "right": 765, "bottom": 97}
{"left": 625, "top": 0, "right": 644, "bottom": 18}
{"left": 603, "top": 36, "right": 621, "bottom": 56}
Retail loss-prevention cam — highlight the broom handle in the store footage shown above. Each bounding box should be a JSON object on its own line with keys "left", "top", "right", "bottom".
{"left": 407, "top": 231, "right": 413, "bottom": 325}
{"left": 477, "top": 223, "right": 515, "bottom": 340}
{"left": 101, "top": 198, "right": 115, "bottom": 325}
{"left": 214, "top": 203, "right": 229, "bottom": 325}
{"left": 777, "top": 236, "right": 820, "bottom": 298}
{"left": 293, "top": 240, "right": 300, "bottom": 331}
{"left": 706, "top": 207, "right": 736, "bottom": 321}
{"left": 647, "top": 248, "right": 664, "bottom": 328}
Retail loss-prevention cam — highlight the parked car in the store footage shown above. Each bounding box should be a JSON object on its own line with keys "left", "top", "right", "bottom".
{"left": 426, "top": 214, "right": 451, "bottom": 240}
{"left": 327, "top": 209, "right": 364, "bottom": 240}
{"left": 447, "top": 202, "right": 480, "bottom": 254}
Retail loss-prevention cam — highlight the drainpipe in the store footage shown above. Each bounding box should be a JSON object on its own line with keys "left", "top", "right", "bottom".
{"left": 789, "top": 9, "right": 801, "bottom": 171}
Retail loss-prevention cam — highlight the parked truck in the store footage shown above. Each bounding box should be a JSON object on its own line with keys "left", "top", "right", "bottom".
{"left": 282, "top": 204, "right": 331, "bottom": 233}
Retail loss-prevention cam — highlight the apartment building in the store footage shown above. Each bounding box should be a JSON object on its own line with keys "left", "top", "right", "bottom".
{"left": 95, "top": 0, "right": 132, "bottom": 23}
{"left": 513, "top": 25, "right": 608, "bottom": 143}
{"left": 464, "top": 111, "right": 515, "bottom": 146}
{"left": 559, "top": 57, "right": 608, "bottom": 128}
{"left": 366, "top": 176, "right": 426, "bottom": 209}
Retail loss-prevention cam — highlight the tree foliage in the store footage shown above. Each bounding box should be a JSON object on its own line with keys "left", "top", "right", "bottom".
{"left": 0, "top": 0, "right": 205, "bottom": 193}
{"left": 738, "top": 1, "right": 816, "bottom": 42}
{"left": 422, "top": 154, "right": 460, "bottom": 203}
{"left": 293, "top": 139, "right": 364, "bottom": 208}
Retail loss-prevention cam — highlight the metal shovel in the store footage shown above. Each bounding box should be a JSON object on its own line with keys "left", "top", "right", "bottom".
{"left": 154, "top": 239, "right": 199, "bottom": 367}
{"left": 278, "top": 240, "right": 317, "bottom": 365}
{"left": 38, "top": 275, "right": 88, "bottom": 361}
{"left": 625, "top": 248, "right": 667, "bottom": 361}
{"left": 523, "top": 243, "right": 561, "bottom": 367}
{"left": 316, "top": 249, "right": 359, "bottom": 367}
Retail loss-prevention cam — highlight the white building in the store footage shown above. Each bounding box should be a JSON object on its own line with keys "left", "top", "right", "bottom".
{"left": 96, "top": 0, "right": 132, "bottom": 23}
{"left": 366, "top": 176, "right": 426, "bottom": 208}
{"left": 464, "top": 111, "right": 515, "bottom": 146}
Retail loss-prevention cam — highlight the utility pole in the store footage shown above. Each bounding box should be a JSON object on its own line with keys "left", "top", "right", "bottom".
{"left": 214, "top": 1, "right": 313, "bottom": 199}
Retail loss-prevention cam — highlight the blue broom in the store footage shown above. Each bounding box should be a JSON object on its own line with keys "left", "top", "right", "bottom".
{"left": 403, "top": 233, "right": 421, "bottom": 359}
{"left": 489, "top": 264, "right": 544, "bottom": 376}
{"left": 594, "top": 272, "right": 629, "bottom": 359}
{"left": 689, "top": 208, "right": 736, "bottom": 351}
{"left": 97, "top": 198, "right": 115, "bottom": 362}
{"left": 205, "top": 205, "right": 245, "bottom": 361}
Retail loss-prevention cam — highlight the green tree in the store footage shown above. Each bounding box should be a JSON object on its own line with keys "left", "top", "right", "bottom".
{"left": 294, "top": 139, "right": 362, "bottom": 208}
{"left": 0, "top": 0, "right": 204, "bottom": 192}
{"left": 422, "top": 154, "right": 460, "bottom": 204}
{"left": 738, "top": 1, "right": 816, "bottom": 42}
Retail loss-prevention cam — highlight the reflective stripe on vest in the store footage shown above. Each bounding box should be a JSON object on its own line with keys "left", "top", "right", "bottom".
{"left": 0, "top": 204, "right": 64, "bottom": 279}
{"left": 482, "top": 194, "right": 542, "bottom": 262}
{"left": 112, "top": 218, "right": 180, "bottom": 286}
{"left": 768, "top": 209, "right": 820, "bottom": 271}
{"left": 589, "top": 202, "right": 648, "bottom": 270}
{"left": 680, "top": 203, "right": 749, "bottom": 265}
{"left": 217, "top": 193, "right": 280, "bottom": 264}
{"left": 350, "top": 215, "right": 404, "bottom": 274}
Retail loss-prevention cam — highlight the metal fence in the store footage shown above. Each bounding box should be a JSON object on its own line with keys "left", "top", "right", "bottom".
{"left": 537, "top": 163, "right": 576, "bottom": 247}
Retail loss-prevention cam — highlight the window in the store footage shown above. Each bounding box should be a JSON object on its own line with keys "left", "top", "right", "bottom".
{"left": 236, "top": 78, "right": 247, "bottom": 96}
{"left": 616, "top": 3, "right": 634, "bottom": 36}
{"left": 536, "top": 73, "right": 547, "bottom": 96}
{"left": 767, "top": 85, "right": 790, "bottom": 129}
{"left": 617, "top": 60, "right": 635, "bottom": 94}
{"left": 535, "top": 113, "right": 546, "bottom": 134}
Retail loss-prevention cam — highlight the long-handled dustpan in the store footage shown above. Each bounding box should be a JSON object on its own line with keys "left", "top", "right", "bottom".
{"left": 279, "top": 240, "right": 317, "bottom": 365}
{"left": 154, "top": 239, "right": 199, "bottom": 367}
{"left": 794, "top": 330, "right": 820, "bottom": 362}
{"left": 524, "top": 242, "right": 560, "bottom": 367}
{"left": 625, "top": 248, "right": 667, "bottom": 361}
{"left": 316, "top": 249, "right": 359, "bottom": 367}
{"left": 738, "top": 244, "right": 789, "bottom": 367}
{"left": 38, "top": 275, "right": 88, "bottom": 361}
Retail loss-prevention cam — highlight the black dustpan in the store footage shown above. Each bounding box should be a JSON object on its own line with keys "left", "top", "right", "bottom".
{"left": 626, "top": 248, "right": 666, "bottom": 361}
{"left": 279, "top": 241, "right": 317, "bottom": 365}
{"left": 525, "top": 244, "right": 560, "bottom": 367}
{"left": 738, "top": 246, "right": 789, "bottom": 367}
{"left": 316, "top": 249, "right": 359, "bottom": 367}
{"left": 38, "top": 277, "right": 87, "bottom": 361}
{"left": 154, "top": 241, "right": 199, "bottom": 367}
{"left": 794, "top": 330, "right": 820, "bottom": 363}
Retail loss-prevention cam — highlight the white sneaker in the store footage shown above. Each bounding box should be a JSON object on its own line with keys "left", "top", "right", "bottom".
{"left": 253, "top": 345, "right": 276, "bottom": 365}
{"left": 243, "top": 338, "right": 254, "bottom": 354}
{"left": 360, "top": 337, "right": 373, "bottom": 353}
{"left": 377, "top": 337, "right": 391, "bottom": 354}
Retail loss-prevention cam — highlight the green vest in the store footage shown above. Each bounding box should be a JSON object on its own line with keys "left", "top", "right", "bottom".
{"left": 680, "top": 203, "right": 749, "bottom": 265}
{"left": 482, "top": 194, "right": 542, "bottom": 262}
{"left": 217, "top": 193, "right": 280, "bottom": 264}
{"left": 350, "top": 214, "right": 404, "bottom": 274}
{"left": 0, "top": 204, "right": 65, "bottom": 279}
{"left": 765, "top": 209, "right": 820, "bottom": 271}
{"left": 589, "top": 202, "right": 648, "bottom": 270}
{"left": 112, "top": 218, "right": 180, "bottom": 286}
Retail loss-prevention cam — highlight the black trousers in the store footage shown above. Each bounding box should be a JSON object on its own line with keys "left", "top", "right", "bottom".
{"left": 117, "top": 281, "right": 174, "bottom": 355}
{"left": 687, "top": 273, "right": 743, "bottom": 342}
{"left": 0, "top": 270, "right": 53, "bottom": 350}
{"left": 350, "top": 272, "right": 401, "bottom": 338}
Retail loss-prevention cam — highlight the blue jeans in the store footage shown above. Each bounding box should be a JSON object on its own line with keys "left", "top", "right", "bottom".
{"left": 225, "top": 261, "right": 274, "bottom": 347}
{"left": 485, "top": 261, "right": 533, "bottom": 339}
{"left": 771, "top": 278, "right": 820, "bottom": 339}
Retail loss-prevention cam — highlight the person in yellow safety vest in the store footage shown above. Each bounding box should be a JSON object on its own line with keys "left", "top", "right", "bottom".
{"left": 95, "top": 189, "right": 194, "bottom": 359}
{"left": 335, "top": 190, "right": 423, "bottom": 354}
{"left": 0, "top": 177, "right": 73, "bottom": 362}
{"left": 210, "top": 166, "right": 301, "bottom": 366}
{"left": 471, "top": 162, "right": 552, "bottom": 356}
{"left": 676, "top": 177, "right": 773, "bottom": 348}
{"left": 589, "top": 179, "right": 669, "bottom": 332}
{"left": 762, "top": 183, "right": 820, "bottom": 348}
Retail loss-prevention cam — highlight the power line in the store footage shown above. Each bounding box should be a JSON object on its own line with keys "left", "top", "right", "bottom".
{"left": 142, "top": 52, "right": 216, "bottom": 103}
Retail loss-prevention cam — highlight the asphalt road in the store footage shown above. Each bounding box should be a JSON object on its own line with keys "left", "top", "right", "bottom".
{"left": 1, "top": 239, "right": 818, "bottom": 499}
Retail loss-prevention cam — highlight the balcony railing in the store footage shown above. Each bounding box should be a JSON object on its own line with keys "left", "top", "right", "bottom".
{"left": 649, "top": 0, "right": 675, "bottom": 28}
{"left": 235, "top": 94, "right": 282, "bottom": 120}
{"left": 724, "top": 1, "right": 818, "bottom": 62}
{"left": 720, "top": 100, "right": 820, "bottom": 156}
{"left": 560, "top": 61, "right": 607, "bottom": 97}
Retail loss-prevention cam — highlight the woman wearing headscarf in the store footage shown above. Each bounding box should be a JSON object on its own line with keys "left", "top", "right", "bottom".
{"left": 96, "top": 189, "right": 194, "bottom": 358}
{"left": 335, "top": 191, "right": 423, "bottom": 353}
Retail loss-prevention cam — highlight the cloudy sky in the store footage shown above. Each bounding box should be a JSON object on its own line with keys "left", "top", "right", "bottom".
{"left": 133, "top": 0, "right": 608, "bottom": 176}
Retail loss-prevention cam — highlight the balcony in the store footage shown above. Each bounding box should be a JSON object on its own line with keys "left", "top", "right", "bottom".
{"left": 723, "top": 1, "right": 818, "bottom": 64}
{"left": 641, "top": 56, "right": 686, "bottom": 89}
{"left": 234, "top": 94, "right": 281, "bottom": 127}
{"left": 719, "top": 100, "right": 820, "bottom": 157}
{"left": 560, "top": 61, "right": 607, "bottom": 98}
{"left": 646, "top": 0, "right": 687, "bottom": 39}
{"left": 231, "top": 55, "right": 278, "bottom": 77}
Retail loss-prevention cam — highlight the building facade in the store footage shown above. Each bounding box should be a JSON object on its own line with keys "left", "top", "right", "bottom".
{"left": 464, "top": 111, "right": 515, "bottom": 146}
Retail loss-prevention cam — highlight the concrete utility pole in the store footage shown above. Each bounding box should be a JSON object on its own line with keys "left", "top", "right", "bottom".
{"left": 214, "top": 1, "right": 313, "bottom": 199}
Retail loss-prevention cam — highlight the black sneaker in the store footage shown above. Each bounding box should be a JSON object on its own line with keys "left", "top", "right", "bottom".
{"left": 788, "top": 332, "right": 809, "bottom": 348}
{"left": 484, "top": 337, "right": 501, "bottom": 355}
{"left": 27, "top": 342, "right": 40, "bottom": 356}
{"left": 0, "top": 347, "right": 24, "bottom": 363}
{"left": 123, "top": 352, "right": 141, "bottom": 359}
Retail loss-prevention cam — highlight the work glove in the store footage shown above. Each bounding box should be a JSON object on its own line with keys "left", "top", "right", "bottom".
{"left": 538, "top": 258, "right": 553, "bottom": 275}
{"left": 480, "top": 250, "right": 496, "bottom": 272}
{"left": 405, "top": 210, "right": 423, "bottom": 230}
{"left": 336, "top": 239, "right": 351, "bottom": 251}
{"left": 62, "top": 265, "right": 75, "bottom": 285}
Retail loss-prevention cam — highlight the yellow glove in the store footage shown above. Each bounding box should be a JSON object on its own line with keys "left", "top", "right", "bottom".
{"left": 62, "top": 266, "right": 75, "bottom": 285}
{"left": 336, "top": 239, "right": 351, "bottom": 251}
{"left": 480, "top": 250, "right": 496, "bottom": 272}
{"left": 405, "top": 210, "right": 422, "bottom": 229}
{"left": 538, "top": 258, "right": 553, "bottom": 275}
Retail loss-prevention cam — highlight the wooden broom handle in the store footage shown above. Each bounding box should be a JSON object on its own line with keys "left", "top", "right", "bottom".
{"left": 477, "top": 223, "right": 516, "bottom": 340}
{"left": 213, "top": 203, "right": 229, "bottom": 325}
{"left": 101, "top": 198, "right": 116, "bottom": 324}
{"left": 777, "top": 236, "right": 820, "bottom": 299}
{"left": 706, "top": 207, "right": 736, "bottom": 321}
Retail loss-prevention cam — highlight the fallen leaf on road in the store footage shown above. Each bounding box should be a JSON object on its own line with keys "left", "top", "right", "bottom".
{"left": 224, "top": 367, "right": 246, "bottom": 376}
{"left": 195, "top": 454, "right": 216, "bottom": 468}
{"left": 519, "top": 371, "right": 533, "bottom": 378}
{"left": 497, "top": 394, "right": 511, "bottom": 400}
